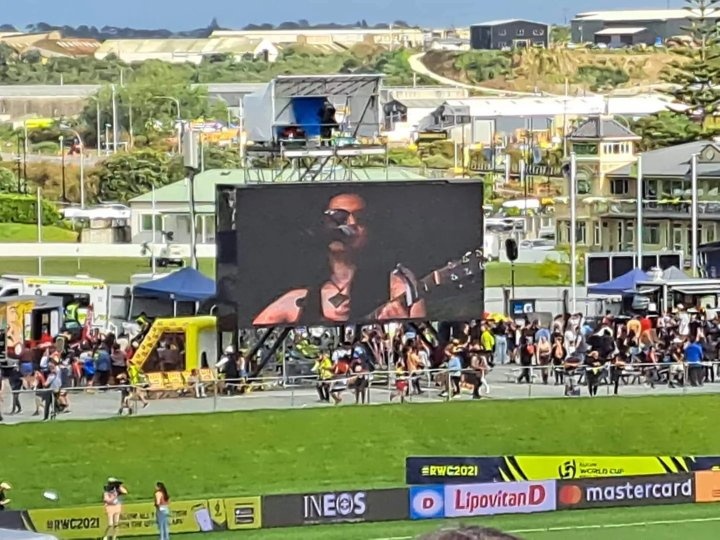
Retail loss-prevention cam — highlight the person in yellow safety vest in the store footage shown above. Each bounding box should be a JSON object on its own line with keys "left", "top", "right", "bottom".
{"left": 480, "top": 323, "right": 496, "bottom": 367}
{"left": 127, "top": 362, "right": 149, "bottom": 409}
{"left": 65, "top": 302, "right": 79, "bottom": 323}
{"left": 65, "top": 302, "right": 89, "bottom": 325}
{"left": 312, "top": 354, "right": 333, "bottom": 402}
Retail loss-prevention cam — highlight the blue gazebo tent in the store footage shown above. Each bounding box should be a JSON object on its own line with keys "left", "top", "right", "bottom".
{"left": 587, "top": 268, "right": 648, "bottom": 296}
{"left": 133, "top": 268, "right": 216, "bottom": 302}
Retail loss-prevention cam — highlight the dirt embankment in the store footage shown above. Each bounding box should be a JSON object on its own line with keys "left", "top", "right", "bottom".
{"left": 422, "top": 48, "right": 683, "bottom": 94}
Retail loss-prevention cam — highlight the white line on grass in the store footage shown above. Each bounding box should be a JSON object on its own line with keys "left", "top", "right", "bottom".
{"left": 509, "top": 516, "right": 720, "bottom": 534}
{"left": 369, "top": 516, "right": 720, "bottom": 540}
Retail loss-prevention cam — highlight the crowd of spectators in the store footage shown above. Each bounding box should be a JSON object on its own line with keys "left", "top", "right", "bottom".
{"left": 482, "top": 303, "right": 720, "bottom": 395}
{"left": 304, "top": 302, "right": 720, "bottom": 402}
{"left": 0, "top": 330, "right": 148, "bottom": 422}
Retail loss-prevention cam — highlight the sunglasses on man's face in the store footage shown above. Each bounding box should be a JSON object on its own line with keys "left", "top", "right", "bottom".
{"left": 324, "top": 208, "right": 365, "bottom": 226}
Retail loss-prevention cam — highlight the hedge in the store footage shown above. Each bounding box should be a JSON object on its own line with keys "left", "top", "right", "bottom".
{"left": 0, "top": 194, "right": 62, "bottom": 225}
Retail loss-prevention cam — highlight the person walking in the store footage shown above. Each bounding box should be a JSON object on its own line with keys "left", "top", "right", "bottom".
{"left": 154, "top": 482, "right": 171, "bottom": 540}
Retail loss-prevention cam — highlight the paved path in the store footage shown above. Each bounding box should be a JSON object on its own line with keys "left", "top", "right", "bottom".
{"left": 1, "top": 366, "right": 717, "bottom": 425}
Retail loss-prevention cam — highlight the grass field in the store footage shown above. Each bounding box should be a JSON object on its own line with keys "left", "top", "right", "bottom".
{"left": 4, "top": 395, "right": 719, "bottom": 511}
{"left": 0, "top": 223, "right": 78, "bottom": 242}
{"left": 0, "top": 257, "right": 553, "bottom": 286}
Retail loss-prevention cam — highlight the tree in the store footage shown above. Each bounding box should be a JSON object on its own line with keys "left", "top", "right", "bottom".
{"left": 202, "top": 145, "right": 241, "bottom": 170}
{"left": 0, "top": 168, "right": 18, "bottom": 193}
{"left": 632, "top": 111, "right": 702, "bottom": 150}
{"left": 93, "top": 149, "right": 184, "bottom": 202}
{"left": 637, "top": 0, "right": 720, "bottom": 148}
{"left": 664, "top": 0, "right": 720, "bottom": 124}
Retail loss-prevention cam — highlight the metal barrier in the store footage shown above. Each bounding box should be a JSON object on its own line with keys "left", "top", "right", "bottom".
{"left": 1, "top": 362, "right": 718, "bottom": 421}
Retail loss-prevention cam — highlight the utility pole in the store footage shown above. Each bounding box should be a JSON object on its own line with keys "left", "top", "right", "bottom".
{"left": 111, "top": 84, "right": 119, "bottom": 153}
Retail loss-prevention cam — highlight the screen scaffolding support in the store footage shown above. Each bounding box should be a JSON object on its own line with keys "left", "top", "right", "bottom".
{"left": 249, "top": 327, "right": 292, "bottom": 380}
{"left": 244, "top": 142, "right": 390, "bottom": 183}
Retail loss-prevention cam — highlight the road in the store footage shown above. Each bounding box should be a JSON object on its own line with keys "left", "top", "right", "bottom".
{"left": 1, "top": 365, "right": 717, "bottom": 425}
{"left": 408, "top": 53, "right": 544, "bottom": 96}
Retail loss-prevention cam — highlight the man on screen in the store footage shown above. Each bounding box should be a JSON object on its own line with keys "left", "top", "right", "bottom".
{"left": 253, "top": 193, "right": 426, "bottom": 325}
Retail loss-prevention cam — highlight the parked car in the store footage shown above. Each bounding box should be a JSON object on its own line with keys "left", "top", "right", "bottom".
{"left": 519, "top": 239, "right": 555, "bottom": 251}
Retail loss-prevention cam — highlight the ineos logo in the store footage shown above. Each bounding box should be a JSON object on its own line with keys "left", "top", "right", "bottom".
{"left": 303, "top": 492, "right": 367, "bottom": 520}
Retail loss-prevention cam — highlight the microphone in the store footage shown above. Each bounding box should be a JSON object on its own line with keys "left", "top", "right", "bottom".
{"left": 324, "top": 209, "right": 356, "bottom": 239}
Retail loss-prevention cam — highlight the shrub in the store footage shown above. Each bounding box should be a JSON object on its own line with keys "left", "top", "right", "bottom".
{"left": 0, "top": 193, "right": 61, "bottom": 225}
{"left": 32, "top": 141, "right": 60, "bottom": 155}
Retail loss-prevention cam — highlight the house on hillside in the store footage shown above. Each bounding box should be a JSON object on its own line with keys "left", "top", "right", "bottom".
{"left": 25, "top": 38, "right": 101, "bottom": 58}
{"left": 95, "top": 37, "right": 280, "bottom": 64}
{"left": 470, "top": 19, "right": 550, "bottom": 50}
{"left": 554, "top": 116, "right": 640, "bottom": 249}
{"left": 602, "top": 140, "right": 720, "bottom": 255}
{"left": 209, "top": 27, "right": 425, "bottom": 48}
{"left": 0, "top": 31, "right": 100, "bottom": 59}
{"left": 571, "top": 8, "right": 711, "bottom": 46}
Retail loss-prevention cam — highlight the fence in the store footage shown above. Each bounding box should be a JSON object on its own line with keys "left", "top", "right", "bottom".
{"left": 2, "top": 362, "right": 719, "bottom": 422}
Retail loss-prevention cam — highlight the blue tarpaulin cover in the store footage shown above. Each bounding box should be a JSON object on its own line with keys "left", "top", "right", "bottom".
{"left": 133, "top": 268, "right": 216, "bottom": 302}
{"left": 291, "top": 96, "right": 325, "bottom": 137}
{"left": 587, "top": 268, "right": 648, "bottom": 296}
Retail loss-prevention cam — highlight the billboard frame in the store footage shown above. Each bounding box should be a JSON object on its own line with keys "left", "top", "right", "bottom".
{"left": 215, "top": 178, "right": 485, "bottom": 378}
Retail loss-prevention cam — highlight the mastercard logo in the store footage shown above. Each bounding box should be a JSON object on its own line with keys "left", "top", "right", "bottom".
{"left": 559, "top": 485, "right": 583, "bottom": 505}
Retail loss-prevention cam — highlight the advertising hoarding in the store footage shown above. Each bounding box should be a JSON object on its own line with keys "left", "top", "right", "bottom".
{"left": 406, "top": 456, "right": 720, "bottom": 484}
{"left": 557, "top": 474, "right": 694, "bottom": 510}
{"left": 216, "top": 181, "right": 484, "bottom": 328}
{"left": 694, "top": 471, "right": 720, "bottom": 503}
{"left": 444, "top": 481, "right": 556, "bottom": 518}
{"left": 22, "top": 498, "right": 261, "bottom": 538}
{"left": 262, "top": 488, "right": 408, "bottom": 528}
{"left": 409, "top": 482, "right": 556, "bottom": 520}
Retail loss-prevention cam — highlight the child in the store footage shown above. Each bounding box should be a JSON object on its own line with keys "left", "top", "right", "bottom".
{"left": 188, "top": 369, "right": 206, "bottom": 398}
{"left": 116, "top": 373, "right": 133, "bottom": 416}
{"left": 390, "top": 362, "right": 408, "bottom": 403}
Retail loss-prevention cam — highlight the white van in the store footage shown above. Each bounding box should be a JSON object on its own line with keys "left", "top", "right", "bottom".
{"left": 0, "top": 274, "right": 109, "bottom": 328}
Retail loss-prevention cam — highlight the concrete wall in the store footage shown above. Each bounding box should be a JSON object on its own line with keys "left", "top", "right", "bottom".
{"left": 0, "top": 98, "right": 87, "bottom": 119}
{"left": 484, "top": 285, "right": 597, "bottom": 316}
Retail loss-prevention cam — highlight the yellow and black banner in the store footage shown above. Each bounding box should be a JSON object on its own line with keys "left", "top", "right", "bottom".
{"left": 22, "top": 497, "right": 261, "bottom": 539}
{"left": 406, "top": 456, "right": 720, "bottom": 485}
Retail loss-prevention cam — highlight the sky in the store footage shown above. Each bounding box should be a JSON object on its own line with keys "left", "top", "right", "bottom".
{"left": 7, "top": 0, "right": 685, "bottom": 30}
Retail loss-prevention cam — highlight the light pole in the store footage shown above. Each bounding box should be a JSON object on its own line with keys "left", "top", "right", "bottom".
{"left": 104, "top": 123, "right": 111, "bottom": 155}
{"left": 151, "top": 96, "right": 182, "bottom": 153}
{"left": 59, "top": 135, "right": 67, "bottom": 202}
{"left": 691, "top": 153, "right": 699, "bottom": 277}
{"left": 88, "top": 95, "right": 102, "bottom": 156}
{"left": 570, "top": 152, "right": 578, "bottom": 314}
{"left": 61, "top": 125, "right": 85, "bottom": 209}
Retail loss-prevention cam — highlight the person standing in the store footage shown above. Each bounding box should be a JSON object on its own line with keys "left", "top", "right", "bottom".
{"left": 8, "top": 364, "right": 23, "bottom": 415}
{"left": 43, "top": 364, "right": 62, "bottom": 421}
{"left": 102, "top": 478, "right": 127, "bottom": 540}
{"left": 493, "top": 319, "right": 508, "bottom": 365}
{"left": 154, "top": 482, "right": 170, "bottom": 540}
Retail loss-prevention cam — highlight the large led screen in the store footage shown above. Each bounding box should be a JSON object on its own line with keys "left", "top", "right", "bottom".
{"left": 216, "top": 181, "right": 484, "bottom": 328}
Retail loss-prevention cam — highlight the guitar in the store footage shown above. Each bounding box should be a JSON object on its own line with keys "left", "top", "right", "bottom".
{"left": 367, "top": 248, "right": 487, "bottom": 320}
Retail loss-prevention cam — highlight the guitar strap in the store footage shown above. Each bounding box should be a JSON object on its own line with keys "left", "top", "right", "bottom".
{"left": 393, "top": 264, "right": 419, "bottom": 308}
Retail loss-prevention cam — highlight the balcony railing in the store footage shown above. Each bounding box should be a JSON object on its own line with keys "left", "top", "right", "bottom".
{"left": 584, "top": 199, "right": 720, "bottom": 217}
